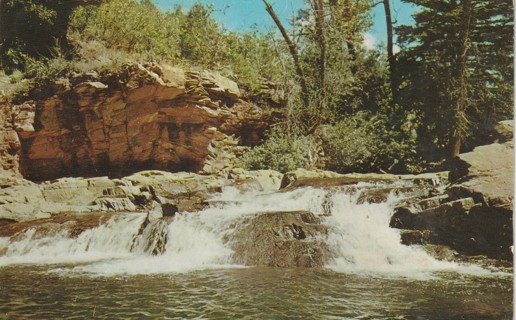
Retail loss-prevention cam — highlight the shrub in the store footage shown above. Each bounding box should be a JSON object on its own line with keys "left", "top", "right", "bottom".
{"left": 240, "top": 132, "right": 314, "bottom": 173}
{"left": 69, "top": 0, "right": 181, "bottom": 63}
{"left": 323, "top": 112, "right": 416, "bottom": 173}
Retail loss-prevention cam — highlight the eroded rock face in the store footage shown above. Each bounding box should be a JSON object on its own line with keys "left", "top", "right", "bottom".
{"left": 0, "top": 95, "right": 29, "bottom": 177}
{"left": 4, "top": 63, "right": 270, "bottom": 181}
{"left": 230, "top": 211, "right": 331, "bottom": 267}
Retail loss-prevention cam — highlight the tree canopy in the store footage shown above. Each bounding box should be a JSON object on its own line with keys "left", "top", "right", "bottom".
{"left": 0, "top": 0, "right": 102, "bottom": 71}
{"left": 396, "top": 0, "right": 514, "bottom": 160}
{"left": 0, "top": 0, "right": 512, "bottom": 174}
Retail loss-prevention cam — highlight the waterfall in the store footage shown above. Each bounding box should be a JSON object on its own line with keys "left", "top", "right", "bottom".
{"left": 0, "top": 184, "right": 490, "bottom": 277}
{"left": 0, "top": 214, "right": 146, "bottom": 266}
{"left": 324, "top": 189, "right": 458, "bottom": 277}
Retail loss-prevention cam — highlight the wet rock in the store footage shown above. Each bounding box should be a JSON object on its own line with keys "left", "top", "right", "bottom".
{"left": 462, "top": 204, "right": 513, "bottom": 260}
{"left": 392, "top": 195, "right": 513, "bottom": 260}
{"left": 173, "top": 193, "right": 210, "bottom": 213}
{"left": 230, "top": 211, "right": 330, "bottom": 267}
{"left": 132, "top": 219, "right": 169, "bottom": 255}
{"left": 390, "top": 198, "right": 475, "bottom": 230}
{"left": 400, "top": 230, "right": 431, "bottom": 245}
{"left": 357, "top": 186, "right": 437, "bottom": 205}
{"left": 421, "top": 244, "right": 459, "bottom": 261}
{"left": 161, "top": 203, "right": 179, "bottom": 218}
{"left": 0, "top": 212, "right": 118, "bottom": 238}
{"left": 280, "top": 169, "right": 374, "bottom": 189}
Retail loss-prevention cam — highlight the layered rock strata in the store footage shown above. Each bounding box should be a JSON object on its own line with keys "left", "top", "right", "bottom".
{"left": 2, "top": 63, "right": 269, "bottom": 180}
{"left": 391, "top": 120, "right": 514, "bottom": 261}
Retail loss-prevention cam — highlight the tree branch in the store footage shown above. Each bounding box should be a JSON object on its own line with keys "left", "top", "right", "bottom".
{"left": 262, "top": 0, "right": 308, "bottom": 107}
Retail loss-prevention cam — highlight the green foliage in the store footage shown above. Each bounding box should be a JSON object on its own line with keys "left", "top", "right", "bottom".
{"left": 70, "top": 0, "right": 181, "bottom": 63}
{"left": 0, "top": 0, "right": 91, "bottom": 72}
{"left": 2, "top": 0, "right": 510, "bottom": 175}
{"left": 240, "top": 132, "right": 314, "bottom": 173}
{"left": 176, "top": 3, "right": 228, "bottom": 68}
{"left": 323, "top": 112, "right": 417, "bottom": 173}
{"left": 396, "top": 0, "right": 514, "bottom": 159}
{"left": 224, "top": 32, "right": 288, "bottom": 95}
{"left": 284, "top": 0, "right": 376, "bottom": 132}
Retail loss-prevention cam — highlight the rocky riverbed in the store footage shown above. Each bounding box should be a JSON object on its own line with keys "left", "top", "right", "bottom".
{"left": 0, "top": 135, "right": 512, "bottom": 268}
{"left": 0, "top": 63, "right": 512, "bottom": 268}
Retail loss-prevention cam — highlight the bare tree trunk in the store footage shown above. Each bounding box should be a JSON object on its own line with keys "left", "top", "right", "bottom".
{"left": 450, "top": 0, "right": 473, "bottom": 158}
{"left": 262, "top": 0, "right": 309, "bottom": 108}
{"left": 383, "top": 0, "right": 396, "bottom": 101}
{"left": 309, "top": 0, "right": 327, "bottom": 132}
{"left": 313, "top": 0, "right": 326, "bottom": 92}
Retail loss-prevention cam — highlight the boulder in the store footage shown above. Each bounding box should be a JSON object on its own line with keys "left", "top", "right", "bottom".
{"left": 494, "top": 120, "right": 513, "bottom": 142}
{"left": 391, "top": 123, "right": 514, "bottom": 261}
{"left": 448, "top": 140, "right": 514, "bottom": 212}
{"left": 390, "top": 198, "right": 476, "bottom": 230}
{"left": 230, "top": 211, "right": 330, "bottom": 267}
{"left": 400, "top": 229, "right": 431, "bottom": 245}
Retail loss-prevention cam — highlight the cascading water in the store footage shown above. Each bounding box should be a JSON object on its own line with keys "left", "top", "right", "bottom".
{"left": 323, "top": 188, "right": 468, "bottom": 278}
{"left": 0, "top": 214, "right": 146, "bottom": 266}
{"left": 0, "top": 183, "right": 494, "bottom": 277}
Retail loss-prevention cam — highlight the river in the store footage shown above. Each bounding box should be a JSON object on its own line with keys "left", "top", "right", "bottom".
{"left": 0, "top": 185, "right": 512, "bottom": 319}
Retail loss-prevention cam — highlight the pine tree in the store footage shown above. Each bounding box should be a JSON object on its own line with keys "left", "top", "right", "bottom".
{"left": 396, "top": 0, "right": 513, "bottom": 160}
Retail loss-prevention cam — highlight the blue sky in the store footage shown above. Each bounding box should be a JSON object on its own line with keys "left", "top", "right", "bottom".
{"left": 152, "top": 0, "right": 415, "bottom": 47}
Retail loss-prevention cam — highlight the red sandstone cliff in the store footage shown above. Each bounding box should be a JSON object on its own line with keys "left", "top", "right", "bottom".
{"left": 1, "top": 63, "right": 271, "bottom": 180}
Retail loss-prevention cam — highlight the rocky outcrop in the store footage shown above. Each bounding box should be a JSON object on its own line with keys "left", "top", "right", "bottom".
{"left": 391, "top": 120, "right": 514, "bottom": 261}
{"left": 0, "top": 95, "right": 31, "bottom": 176}
{"left": 0, "top": 211, "right": 118, "bottom": 238}
{"left": 0, "top": 169, "right": 285, "bottom": 223}
{"left": 1, "top": 63, "right": 271, "bottom": 181}
{"left": 230, "top": 211, "right": 330, "bottom": 267}
{"left": 281, "top": 168, "right": 448, "bottom": 190}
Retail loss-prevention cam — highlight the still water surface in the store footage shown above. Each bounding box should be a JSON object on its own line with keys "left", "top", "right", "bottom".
{"left": 0, "top": 265, "right": 512, "bottom": 319}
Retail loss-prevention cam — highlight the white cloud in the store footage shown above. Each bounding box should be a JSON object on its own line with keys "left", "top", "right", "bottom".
{"left": 393, "top": 44, "right": 401, "bottom": 54}
{"left": 362, "top": 32, "right": 377, "bottom": 50}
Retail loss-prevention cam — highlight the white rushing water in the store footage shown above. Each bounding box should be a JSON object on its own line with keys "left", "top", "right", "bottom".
{"left": 0, "top": 185, "right": 494, "bottom": 277}
{"left": 0, "top": 214, "right": 146, "bottom": 266}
